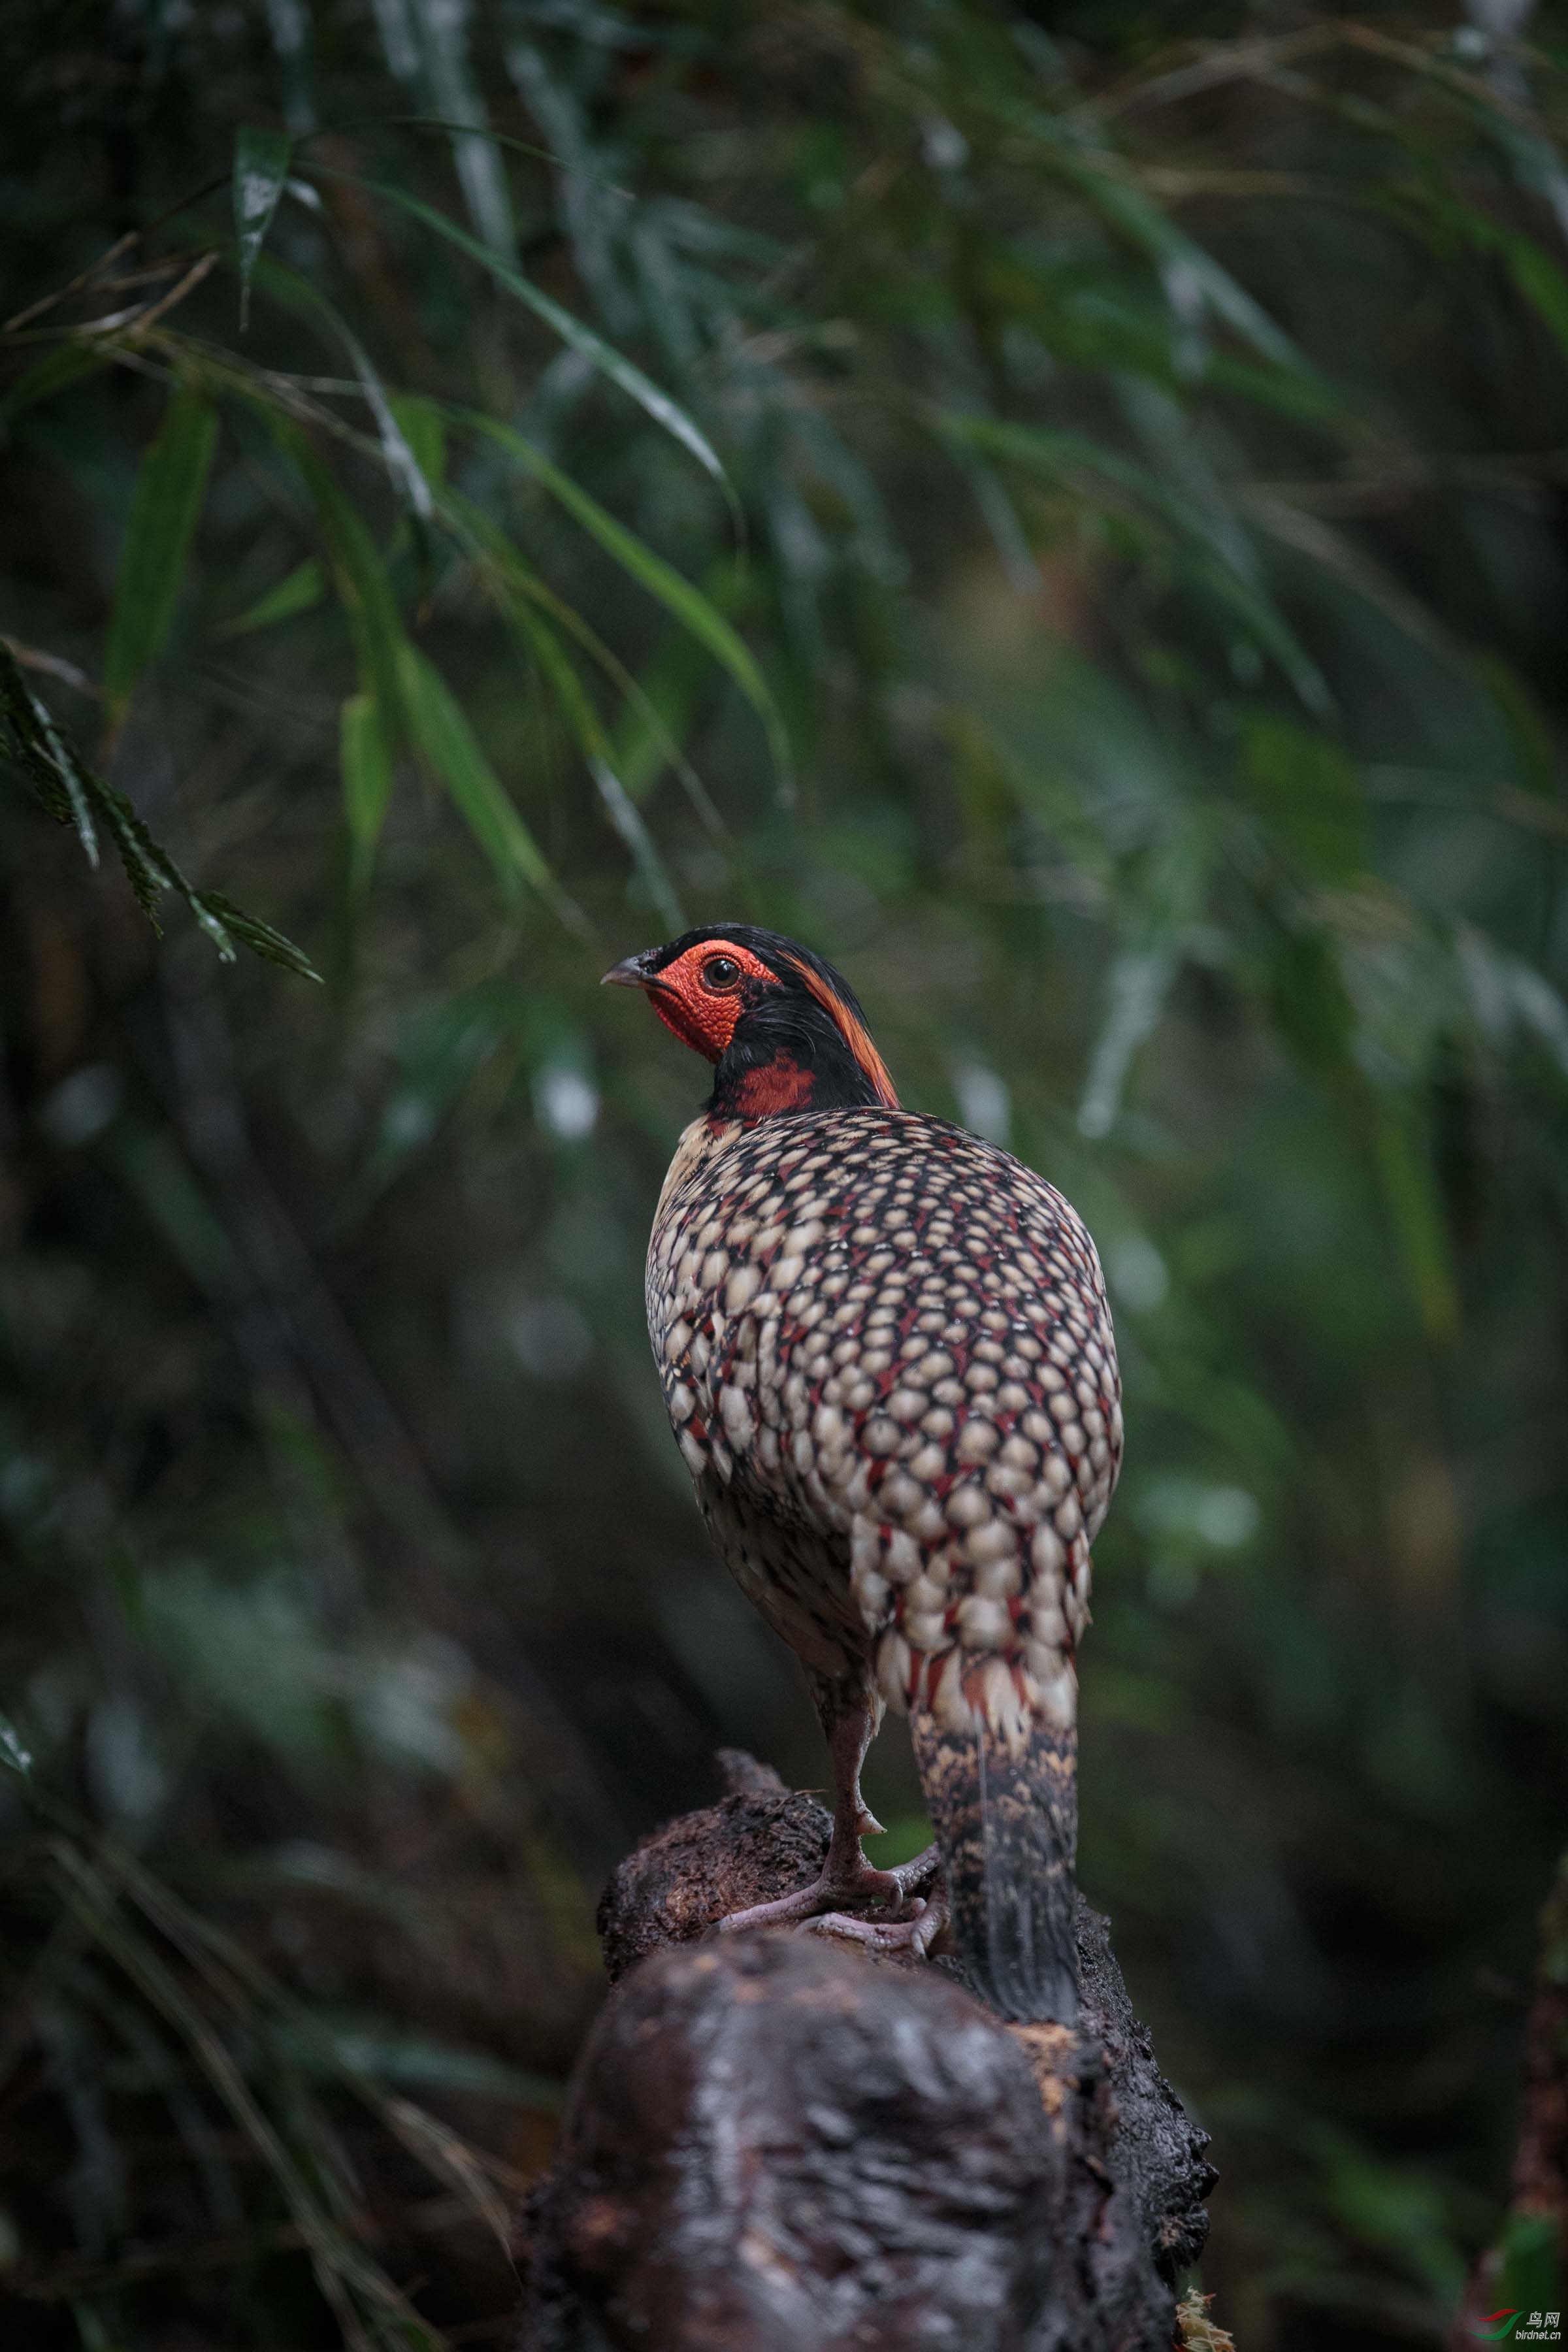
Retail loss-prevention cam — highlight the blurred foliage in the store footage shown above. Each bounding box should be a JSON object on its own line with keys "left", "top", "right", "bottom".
{"left": 2, "top": 1, "right": 1567, "bottom": 2345}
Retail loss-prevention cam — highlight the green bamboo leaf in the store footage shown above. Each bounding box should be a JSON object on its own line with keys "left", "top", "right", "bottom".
{"left": 609, "top": 623, "right": 712, "bottom": 804}
{"left": 389, "top": 394, "right": 445, "bottom": 493}
{"left": 104, "top": 388, "right": 220, "bottom": 726}
{"left": 1371, "top": 1102, "right": 1460, "bottom": 1345}
{"left": 1240, "top": 715, "right": 1364, "bottom": 882}
{"left": 1246, "top": 493, "right": 1457, "bottom": 661}
{"left": 945, "top": 412, "right": 1330, "bottom": 712}
{"left": 0, "top": 343, "right": 111, "bottom": 430}
{"left": 1405, "top": 186, "right": 1568, "bottom": 367}
{"left": 465, "top": 411, "right": 792, "bottom": 800}
{"left": 1506, "top": 235, "right": 1568, "bottom": 365}
{"left": 340, "top": 691, "right": 392, "bottom": 896}
{"left": 274, "top": 421, "right": 408, "bottom": 746}
{"left": 399, "top": 5, "right": 516, "bottom": 264}
{"left": 195, "top": 890, "right": 321, "bottom": 979}
{"left": 589, "top": 752, "right": 685, "bottom": 930}
{"left": 442, "top": 484, "right": 725, "bottom": 838}
{"left": 1187, "top": 546, "right": 1333, "bottom": 718}
{"left": 309, "top": 165, "right": 733, "bottom": 505}
{"left": 1053, "top": 159, "right": 1304, "bottom": 371}
{"left": 511, "top": 604, "right": 683, "bottom": 930}
{"left": 233, "top": 123, "right": 292, "bottom": 332}
{"left": 3, "top": 641, "right": 319, "bottom": 977}
{"left": 66, "top": 2304, "right": 123, "bottom": 2352}
{"left": 396, "top": 640, "right": 563, "bottom": 913}
{"left": 215, "top": 557, "right": 324, "bottom": 639}
{"left": 1079, "top": 947, "right": 1180, "bottom": 1139}
{"left": 255, "top": 257, "right": 433, "bottom": 521}
{"left": 0, "top": 1712, "right": 33, "bottom": 1777}
{"left": 1, "top": 644, "right": 98, "bottom": 856}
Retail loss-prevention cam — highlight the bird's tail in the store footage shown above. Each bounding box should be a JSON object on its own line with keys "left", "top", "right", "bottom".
{"left": 910, "top": 1686, "right": 1079, "bottom": 2026}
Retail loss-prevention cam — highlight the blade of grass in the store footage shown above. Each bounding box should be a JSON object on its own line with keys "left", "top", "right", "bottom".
{"left": 608, "top": 623, "right": 712, "bottom": 804}
{"left": 14, "top": 1776, "right": 540, "bottom": 2309}
{"left": 1078, "top": 946, "right": 1180, "bottom": 1139}
{"left": 47, "top": 1845, "right": 402, "bottom": 2351}
{"left": 377, "top": 2099, "right": 517, "bottom": 2258}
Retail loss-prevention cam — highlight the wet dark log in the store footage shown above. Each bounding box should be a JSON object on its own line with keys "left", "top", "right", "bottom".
{"left": 514, "top": 1754, "right": 1216, "bottom": 2352}
{"left": 594, "top": 1748, "right": 837, "bottom": 1985}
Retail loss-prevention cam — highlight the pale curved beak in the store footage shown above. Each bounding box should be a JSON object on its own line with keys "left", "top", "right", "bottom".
{"left": 602, "top": 950, "right": 662, "bottom": 990}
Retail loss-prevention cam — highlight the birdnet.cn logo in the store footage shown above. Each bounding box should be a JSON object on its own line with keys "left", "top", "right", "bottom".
{"left": 1473, "top": 2315, "right": 1561, "bottom": 2342}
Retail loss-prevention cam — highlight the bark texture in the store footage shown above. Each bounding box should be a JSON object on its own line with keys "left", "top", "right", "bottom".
{"left": 515, "top": 1754, "right": 1215, "bottom": 2352}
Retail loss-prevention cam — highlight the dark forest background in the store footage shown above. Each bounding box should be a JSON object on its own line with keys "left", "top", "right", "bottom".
{"left": 2, "top": 3, "right": 1567, "bottom": 2345}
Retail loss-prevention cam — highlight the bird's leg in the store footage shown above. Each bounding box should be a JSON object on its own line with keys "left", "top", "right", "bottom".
{"left": 714, "top": 1682, "right": 921, "bottom": 1936}
{"left": 797, "top": 1697, "right": 949, "bottom": 1953}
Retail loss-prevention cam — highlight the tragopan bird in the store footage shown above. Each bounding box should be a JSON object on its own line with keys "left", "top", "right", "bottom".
{"left": 606, "top": 927, "right": 1120, "bottom": 2023}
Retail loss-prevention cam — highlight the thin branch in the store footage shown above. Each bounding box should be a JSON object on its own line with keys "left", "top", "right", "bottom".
{"left": 0, "top": 638, "right": 101, "bottom": 698}
{"left": 1, "top": 230, "right": 140, "bottom": 334}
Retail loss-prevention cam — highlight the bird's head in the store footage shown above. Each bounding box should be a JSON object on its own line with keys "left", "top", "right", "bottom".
{"left": 603, "top": 925, "right": 899, "bottom": 1122}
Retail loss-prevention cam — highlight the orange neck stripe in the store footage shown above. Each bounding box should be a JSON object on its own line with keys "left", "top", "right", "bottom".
{"left": 785, "top": 956, "right": 900, "bottom": 1109}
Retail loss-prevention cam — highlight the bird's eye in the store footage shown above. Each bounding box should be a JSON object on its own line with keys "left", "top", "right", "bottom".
{"left": 701, "top": 954, "right": 741, "bottom": 992}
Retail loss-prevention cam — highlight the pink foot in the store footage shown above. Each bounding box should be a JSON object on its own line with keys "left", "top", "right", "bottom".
{"left": 713, "top": 1840, "right": 941, "bottom": 1938}
{"left": 714, "top": 1851, "right": 906, "bottom": 1936}
{"left": 804, "top": 1892, "right": 949, "bottom": 1959}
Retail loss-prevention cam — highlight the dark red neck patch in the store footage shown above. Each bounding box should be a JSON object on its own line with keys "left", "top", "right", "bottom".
{"left": 728, "top": 1053, "right": 816, "bottom": 1120}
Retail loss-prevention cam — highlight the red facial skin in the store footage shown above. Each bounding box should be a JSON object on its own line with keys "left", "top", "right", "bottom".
{"left": 643, "top": 940, "right": 778, "bottom": 1060}
{"left": 625, "top": 934, "right": 902, "bottom": 1117}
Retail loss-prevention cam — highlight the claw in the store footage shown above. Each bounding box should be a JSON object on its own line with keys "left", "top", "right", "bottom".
{"left": 802, "top": 1894, "right": 949, "bottom": 1960}
{"left": 711, "top": 1841, "right": 944, "bottom": 1941}
{"left": 712, "top": 1693, "right": 946, "bottom": 1950}
{"left": 713, "top": 1850, "right": 906, "bottom": 1938}
{"left": 888, "top": 1842, "right": 941, "bottom": 1900}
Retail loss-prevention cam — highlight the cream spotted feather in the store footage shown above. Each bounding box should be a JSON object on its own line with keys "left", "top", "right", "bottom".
{"left": 649, "top": 1109, "right": 1120, "bottom": 1759}
{"left": 614, "top": 923, "right": 1121, "bottom": 2024}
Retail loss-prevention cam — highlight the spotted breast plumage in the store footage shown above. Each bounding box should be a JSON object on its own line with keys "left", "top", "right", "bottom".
{"left": 608, "top": 925, "right": 1121, "bottom": 2023}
